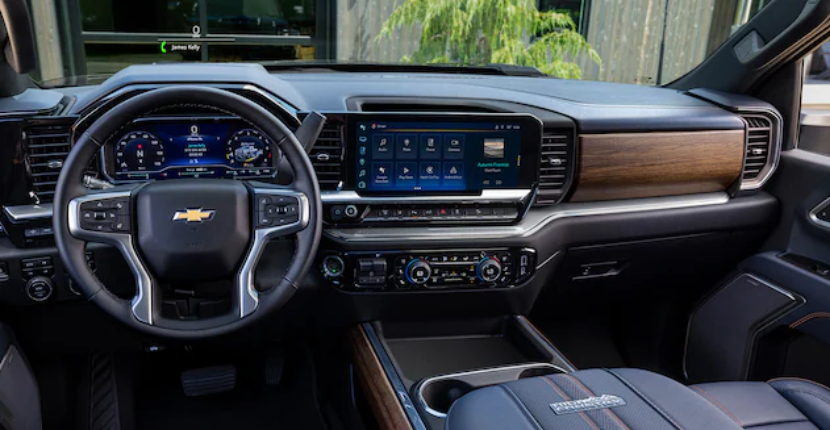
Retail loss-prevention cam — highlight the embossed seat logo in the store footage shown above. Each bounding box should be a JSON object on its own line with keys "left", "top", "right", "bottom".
{"left": 172, "top": 208, "right": 216, "bottom": 223}
{"left": 550, "top": 395, "right": 626, "bottom": 415}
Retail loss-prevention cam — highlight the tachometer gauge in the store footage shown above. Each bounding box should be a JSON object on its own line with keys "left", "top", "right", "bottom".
{"left": 226, "top": 129, "right": 274, "bottom": 168}
{"left": 114, "top": 132, "right": 165, "bottom": 173}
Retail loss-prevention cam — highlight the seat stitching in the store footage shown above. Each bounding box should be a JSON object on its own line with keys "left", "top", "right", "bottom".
{"left": 562, "top": 374, "right": 631, "bottom": 430}
{"left": 604, "top": 369, "right": 684, "bottom": 430}
{"left": 768, "top": 377, "right": 830, "bottom": 393}
{"left": 690, "top": 386, "right": 744, "bottom": 427}
{"left": 543, "top": 376, "right": 601, "bottom": 430}
{"left": 778, "top": 389, "right": 830, "bottom": 407}
{"left": 500, "top": 385, "right": 545, "bottom": 430}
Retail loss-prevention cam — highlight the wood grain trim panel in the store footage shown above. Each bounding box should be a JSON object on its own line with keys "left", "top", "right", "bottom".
{"left": 348, "top": 325, "right": 413, "bottom": 430}
{"left": 570, "top": 130, "right": 745, "bottom": 202}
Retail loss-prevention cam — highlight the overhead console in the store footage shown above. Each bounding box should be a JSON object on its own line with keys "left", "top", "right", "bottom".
{"left": 303, "top": 110, "right": 576, "bottom": 226}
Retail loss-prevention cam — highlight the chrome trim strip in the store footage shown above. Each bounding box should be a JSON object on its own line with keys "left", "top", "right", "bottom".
{"left": 67, "top": 190, "right": 154, "bottom": 324}
{"left": 536, "top": 250, "right": 562, "bottom": 269}
{"left": 321, "top": 189, "right": 532, "bottom": 204}
{"left": 362, "top": 323, "right": 428, "bottom": 430}
{"left": 415, "top": 363, "right": 568, "bottom": 419}
{"left": 325, "top": 192, "right": 731, "bottom": 243}
{"left": 237, "top": 187, "right": 310, "bottom": 318}
{"left": 3, "top": 204, "right": 54, "bottom": 222}
{"left": 808, "top": 196, "right": 830, "bottom": 232}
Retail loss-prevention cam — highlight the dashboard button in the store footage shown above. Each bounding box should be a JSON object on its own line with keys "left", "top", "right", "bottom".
{"left": 344, "top": 205, "right": 358, "bottom": 218}
{"left": 330, "top": 205, "right": 345, "bottom": 221}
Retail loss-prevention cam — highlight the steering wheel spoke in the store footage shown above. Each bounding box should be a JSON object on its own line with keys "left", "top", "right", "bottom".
{"left": 67, "top": 187, "right": 156, "bottom": 325}
{"left": 237, "top": 185, "right": 310, "bottom": 318}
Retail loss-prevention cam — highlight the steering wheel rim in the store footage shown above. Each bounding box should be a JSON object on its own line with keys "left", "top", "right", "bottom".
{"left": 53, "top": 86, "right": 322, "bottom": 339}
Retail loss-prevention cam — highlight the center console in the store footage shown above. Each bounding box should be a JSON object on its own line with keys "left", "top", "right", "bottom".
{"left": 349, "top": 317, "right": 575, "bottom": 430}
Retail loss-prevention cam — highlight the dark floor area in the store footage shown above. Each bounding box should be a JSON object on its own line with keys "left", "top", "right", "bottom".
{"left": 33, "top": 341, "right": 332, "bottom": 430}
{"left": 134, "top": 343, "right": 327, "bottom": 430}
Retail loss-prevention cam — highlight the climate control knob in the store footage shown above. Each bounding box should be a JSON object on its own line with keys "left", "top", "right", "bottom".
{"left": 476, "top": 256, "right": 502, "bottom": 283}
{"left": 405, "top": 259, "right": 432, "bottom": 284}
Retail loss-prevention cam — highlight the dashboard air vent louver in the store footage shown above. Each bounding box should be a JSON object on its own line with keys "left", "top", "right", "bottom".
{"left": 24, "top": 123, "right": 72, "bottom": 204}
{"left": 741, "top": 114, "right": 773, "bottom": 181}
{"left": 536, "top": 130, "right": 573, "bottom": 205}
{"left": 309, "top": 123, "right": 344, "bottom": 190}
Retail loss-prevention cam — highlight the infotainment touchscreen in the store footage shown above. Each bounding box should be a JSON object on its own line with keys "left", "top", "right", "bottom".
{"left": 351, "top": 115, "right": 541, "bottom": 194}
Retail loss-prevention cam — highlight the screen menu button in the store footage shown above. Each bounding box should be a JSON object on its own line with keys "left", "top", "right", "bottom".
{"left": 396, "top": 134, "right": 418, "bottom": 159}
{"left": 372, "top": 134, "right": 393, "bottom": 160}
{"left": 443, "top": 134, "right": 465, "bottom": 159}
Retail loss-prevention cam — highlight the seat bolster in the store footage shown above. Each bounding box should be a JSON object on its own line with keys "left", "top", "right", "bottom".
{"left": 608, "top": 369, "right": 744, "bottom": 430}
{"left": 769, "top": 378, "right": 830, "bottom": 429}
{"left": 691, "top": 381, "right": 810, "bottom": 428}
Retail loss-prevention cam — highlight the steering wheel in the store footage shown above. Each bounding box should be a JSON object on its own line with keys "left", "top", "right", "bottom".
{"left": 53, "top": 86, "right": 323, "bottom": 339}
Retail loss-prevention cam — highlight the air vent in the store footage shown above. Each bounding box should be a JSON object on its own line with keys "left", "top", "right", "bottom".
{"left": 24, "top": 123, "right": 72, "bottom": 204}
{"left": 536, "top": 130, "right": 573, "bottom": 205}
{"left": 742, "top": 114, "right": 774, "bottom": 181}
{"left": 309, "top": 123, "right": 344, "bottom": 190}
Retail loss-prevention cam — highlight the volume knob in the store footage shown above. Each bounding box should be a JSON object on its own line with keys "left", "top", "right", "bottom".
{"left": 405, "top": 259, "right": 432, "bottom": 284}
{"left": 476, "top": 256, "right": 502, "bottom": 283}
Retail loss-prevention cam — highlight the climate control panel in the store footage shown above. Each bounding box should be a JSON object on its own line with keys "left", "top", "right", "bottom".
{"left": 321, "top": 248, "right": 536, "bottom": 291}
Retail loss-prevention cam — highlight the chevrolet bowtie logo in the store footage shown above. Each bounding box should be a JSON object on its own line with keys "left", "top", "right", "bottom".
{"left": 172, "top": 208, "right": 216, "bottom": 223}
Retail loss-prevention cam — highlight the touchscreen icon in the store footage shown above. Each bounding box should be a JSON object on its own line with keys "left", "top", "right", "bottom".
{"left": 359, "top": 169, "right": 366, "bottom": 177}
{"left": 372, "top": 134, "right": 393, "bottom": 159}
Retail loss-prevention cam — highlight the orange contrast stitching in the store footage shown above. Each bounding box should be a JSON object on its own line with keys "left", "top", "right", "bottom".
{"left": 789, "top": 312, "right": 830, "bottom": 329}
{"left": 691, "top": 386, "right": 744, "bottom": 427}
{"left": 542, "top": 377, "right": 601, "bottom": 430}
{"left": 563, "top": 374, "right": 631, "bottom": 430}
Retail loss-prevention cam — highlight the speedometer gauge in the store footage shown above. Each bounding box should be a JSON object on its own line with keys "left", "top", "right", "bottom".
{"left": 114, "top": 132, "right": 165, "bottom": 173}
{"left": 226, "top": 129, "right": 274, "bottom": 169}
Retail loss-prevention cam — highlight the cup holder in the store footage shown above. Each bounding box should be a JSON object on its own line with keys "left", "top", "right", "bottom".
{"left": 415, "top": 363, "right": 565, "bottom": 418}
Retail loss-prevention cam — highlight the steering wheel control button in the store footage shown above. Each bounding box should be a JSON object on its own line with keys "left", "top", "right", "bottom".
{"left": 80, "top": 198, "right": 132, "bottom": 233}
{"left": 26, "top": 276, "right": 54, "bottom": 302}
{"left": 256, "top": 194, "right": 300, "bottom": 228}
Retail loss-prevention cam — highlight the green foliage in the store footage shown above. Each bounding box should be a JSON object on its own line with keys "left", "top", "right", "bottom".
{"left": 377, "top": 0, "right": 601, "bottom": 79}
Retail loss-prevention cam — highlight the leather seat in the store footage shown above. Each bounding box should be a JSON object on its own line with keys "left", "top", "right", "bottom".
{"left": 444, "top": 369, "right": 830, "bottom": 430}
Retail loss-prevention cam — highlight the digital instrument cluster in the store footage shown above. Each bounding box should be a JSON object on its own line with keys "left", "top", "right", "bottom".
{"left": 103, "top": 117, "right": 278, "bottom": 181}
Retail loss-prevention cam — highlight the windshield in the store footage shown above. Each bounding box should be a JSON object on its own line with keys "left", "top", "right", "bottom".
{"left": 29, "top": 0, "right": 769, "bottom": 87}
